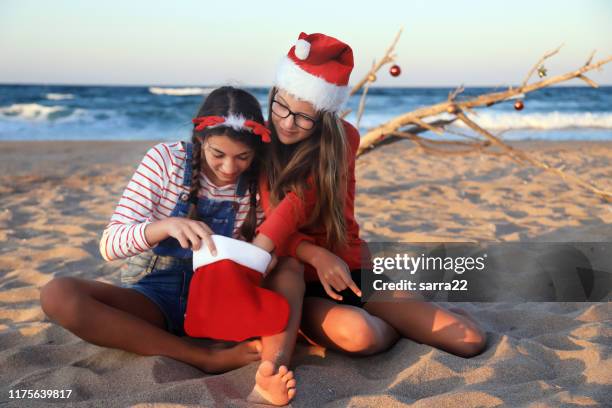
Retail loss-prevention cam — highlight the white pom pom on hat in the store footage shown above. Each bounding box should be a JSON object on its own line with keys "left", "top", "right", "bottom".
{"left": 294, "top": 39, "right": 311, "bottom": 60}
{"left": 274, "top": 32, "right": 354, "bottom": 113}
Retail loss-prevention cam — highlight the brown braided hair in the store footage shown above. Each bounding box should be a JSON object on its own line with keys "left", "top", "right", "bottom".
{"left": 187, "top": 86, "right": 265, "bottom": 242}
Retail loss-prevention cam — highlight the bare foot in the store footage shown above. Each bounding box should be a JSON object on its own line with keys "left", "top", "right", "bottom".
{"left": 247, "top": 360, "right": 296, "bottom": 406}
{"left": 197, "top": 339, "right": 261, "bottom": 374}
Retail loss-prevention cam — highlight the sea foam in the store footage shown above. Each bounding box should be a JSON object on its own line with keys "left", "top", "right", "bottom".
{"left": 148, "top": 87, "right": 214, "bottom": 96}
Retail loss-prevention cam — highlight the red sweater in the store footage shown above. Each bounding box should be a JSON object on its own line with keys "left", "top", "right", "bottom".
{"left": 257, "top": 121, "right": 366, "bottom": 281}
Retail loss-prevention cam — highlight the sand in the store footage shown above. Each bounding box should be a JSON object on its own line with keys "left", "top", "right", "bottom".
{"left": 0, "top": 139, "right": 610, "bottom": 407}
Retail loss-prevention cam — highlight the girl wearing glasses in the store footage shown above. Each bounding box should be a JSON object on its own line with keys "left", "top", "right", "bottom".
{"left": 251, "top": 32, "right": 486, "bottom": 404}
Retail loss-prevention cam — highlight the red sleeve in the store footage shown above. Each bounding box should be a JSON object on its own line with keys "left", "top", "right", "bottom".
{"left": 285, "top": 232, "right": 315, "bottom": 258}
{"left": 256, "top": 173, "right": 317, "bottom": 253}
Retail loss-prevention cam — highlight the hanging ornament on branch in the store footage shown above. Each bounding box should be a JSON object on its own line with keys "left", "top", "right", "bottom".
{"left": 353, "top": 35, "right": 612, "bottom": 201}
{"left": 348, "top": 28, "right": 403, "bottom": 96}
{"left": 537, "top": 65, "right": 548, "bottom": 78}
{"left": 341, "top": 29, "right": 403, "bottom": 119}
{"left": 514, "top": 100, "right": 525, "bottom": 111}
{"left": 389, "top": 64, "right": 402, "bottom": 77}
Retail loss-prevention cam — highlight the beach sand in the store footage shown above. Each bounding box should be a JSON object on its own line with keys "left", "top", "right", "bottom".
{"left": 0, "top": 139, "right": 610, "bottom": 407}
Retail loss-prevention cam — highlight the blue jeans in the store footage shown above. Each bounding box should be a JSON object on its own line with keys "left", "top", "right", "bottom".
{"left": 122, "top": 252, "right": 193, "bottom": 336}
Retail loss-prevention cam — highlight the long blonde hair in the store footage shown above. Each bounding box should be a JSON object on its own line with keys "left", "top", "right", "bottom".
{"left": 265, "top": 87, "right": 348, "bottom": 251}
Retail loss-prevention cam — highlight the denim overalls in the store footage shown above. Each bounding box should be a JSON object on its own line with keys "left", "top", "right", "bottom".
{"left": 122, "top": 142, "right": 249, "bottom": 335}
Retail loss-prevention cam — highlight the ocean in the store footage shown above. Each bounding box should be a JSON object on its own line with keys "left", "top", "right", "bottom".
{"left": 1, "top": 84, "right": 611, "bottom": 141}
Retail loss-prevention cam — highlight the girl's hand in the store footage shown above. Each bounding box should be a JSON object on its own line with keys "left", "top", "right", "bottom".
{"left": 311, "top": 249, "right": 361, "bottom": 301}
{"left": 160, "top": 217, "right": 217, "bottom": 255}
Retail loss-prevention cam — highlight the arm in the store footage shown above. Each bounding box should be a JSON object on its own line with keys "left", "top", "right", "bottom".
{"left": 255, "top": 184, "right": 317, "bottom": 253}
{"left": 100, "top": 145, "right": 167, "bottom": 261}
{"left": 99, "top": 143, "right": 216, "bottom": 261}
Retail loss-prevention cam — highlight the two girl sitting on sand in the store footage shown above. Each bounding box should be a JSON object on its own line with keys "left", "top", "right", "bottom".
{"left": 40, "top": 32, "right": 486, "bottom": 406}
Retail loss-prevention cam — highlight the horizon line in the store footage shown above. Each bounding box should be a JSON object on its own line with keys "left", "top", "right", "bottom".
{"left": 2, "top": 81, "right": 611, "bottom": 89}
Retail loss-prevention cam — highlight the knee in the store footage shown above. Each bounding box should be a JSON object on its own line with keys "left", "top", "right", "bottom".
{"left": 39, "top": 277, "right": 82, "bottom": 324}
{"left": 335, "top": 312, "right": 383, "bottom": 355}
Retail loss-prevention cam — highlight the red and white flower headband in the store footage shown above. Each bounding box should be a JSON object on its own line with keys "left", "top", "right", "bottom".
{"left": 192, "top": 114, "right": 271, "bottom": 143}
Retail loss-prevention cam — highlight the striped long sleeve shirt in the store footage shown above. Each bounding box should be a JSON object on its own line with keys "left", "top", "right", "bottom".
{"left": 100, "top": 142, "right": 264, "bottom": 261}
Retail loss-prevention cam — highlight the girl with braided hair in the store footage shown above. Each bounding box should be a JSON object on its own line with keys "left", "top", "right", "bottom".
{"left": 39, "top": 87, "right": 302, "bottom": 388}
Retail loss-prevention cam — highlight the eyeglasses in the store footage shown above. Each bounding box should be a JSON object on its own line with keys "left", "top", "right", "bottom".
{"left": 271, "top": 99, "right": 318, "bottom": 130}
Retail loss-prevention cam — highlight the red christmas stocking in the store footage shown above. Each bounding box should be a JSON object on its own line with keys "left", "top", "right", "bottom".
{"left": 184, "top": 235, "right": 289, "bottom": 341}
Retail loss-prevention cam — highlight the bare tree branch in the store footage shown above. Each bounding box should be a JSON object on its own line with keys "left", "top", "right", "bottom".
{"left": 584, "top": 50, "right": 596, "bottom": 67}
{"left": 521, "top": 44, "right": 563, "bottom": 88}
{"left": 349, "top": 28, "right": 403, "bottom": 96}
{"left": 455, "top": 111, "right": 612, "bottom": 201}
{"left": 356, "top": 55, "right": 612, "bottom": 156}
{"left": 577, "top": 74, "right": 599, "bottom": 88}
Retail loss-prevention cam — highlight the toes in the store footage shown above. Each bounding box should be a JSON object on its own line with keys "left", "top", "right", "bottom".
{"left": 288, "top": 388, "right": 296, "bottom": 400}
{"left": 257, "top": 360, "right": 275, "bottom": 377}
{"left": 281, "top": 371, "right": 294, "bottom": 382}
{"left": 277, "top": 365, "right": 288, "bottom": 376}
{"left": 286, "top": 379, "right": 296, "bottom": 388}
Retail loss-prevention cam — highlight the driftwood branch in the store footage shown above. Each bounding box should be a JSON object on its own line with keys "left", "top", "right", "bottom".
{"left": 577, "top": 75, "right": 599, "bottom": 88}
{"left": 448, "top": 85, "right": 465, "bottom": 102}
{"left": 353, "top": 41, "right": 612, "bottom": 201}
{"left": 391, "top": 131, "right": 492, "bottom": 156}
{"left": 454, "top": 111, "right": 612, "bottom": 201}
{"left": 521, "top": 44, "right": 563, "bottom": 88}
{"left": 584, "top": 50, "right": 596, "bottom": 67}
{"left": 340, "top": 29, "right": 403, "bottom": 120}
{"left": 356, "top": 60, "right": 376, "bottom": 128}
{"left": 349, "top": 28, "right": 403, "bottom": 97}
{"left": 357, "top": 54, "right": 612, "bottom": 156}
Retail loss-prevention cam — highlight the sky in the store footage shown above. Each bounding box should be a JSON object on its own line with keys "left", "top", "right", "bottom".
{"left": 1, "top": 0, "right": 611, "bottom": 87}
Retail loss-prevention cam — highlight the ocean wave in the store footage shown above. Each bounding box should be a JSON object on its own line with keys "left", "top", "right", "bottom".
{"left": 0, "top": 103, "right": 67, "bottom": 121}
{"left": 452, "top": 112, "right": 612, "bottom": 130}
{"left": 46, "top": 93, "right": 74, "bottom": 100}
{"left": 148, "top": 87, "right": 214, "bottom": 96}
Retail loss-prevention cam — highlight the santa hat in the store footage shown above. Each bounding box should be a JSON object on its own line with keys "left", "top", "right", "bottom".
{"left": 184, "top": 235, "right": 289, "bottom": 342}
{"left": 274, "top": 32, "right": 354, "bottom": 113}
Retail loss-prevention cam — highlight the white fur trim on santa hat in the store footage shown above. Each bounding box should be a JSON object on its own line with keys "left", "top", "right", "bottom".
{"left": 192, "top": 235, "right": 272, "bottom": 274}
{"left": 275, "top": 56, "right": 350, "bottom": 113}
{"left": 294, "top": 39, "right": 311, "bottom": 60}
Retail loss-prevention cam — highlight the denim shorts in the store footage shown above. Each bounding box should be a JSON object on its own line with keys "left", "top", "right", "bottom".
{"left": 121, "top": 252, "right": 193, "bottom": 336}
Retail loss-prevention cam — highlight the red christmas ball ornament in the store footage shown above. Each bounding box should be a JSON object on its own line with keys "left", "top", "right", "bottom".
{"left": 389, "top": 64, "right": 401, "bottom": 77}
{"left": 514, "top": 100, "right": 524, "bottom": 111}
